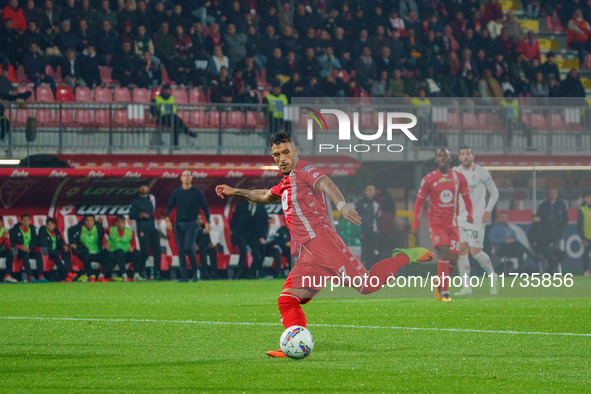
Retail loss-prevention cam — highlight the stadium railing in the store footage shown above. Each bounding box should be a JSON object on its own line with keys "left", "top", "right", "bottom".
{"left": 1, "top": 100, "right": 590, "bottom": 157}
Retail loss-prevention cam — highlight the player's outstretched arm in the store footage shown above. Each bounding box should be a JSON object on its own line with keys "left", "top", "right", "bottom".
{"left": 215, "top": 184, "right": 279, "bottom": 204}
{"left": 315, "top": 176, "right": 361, "bottom": 225}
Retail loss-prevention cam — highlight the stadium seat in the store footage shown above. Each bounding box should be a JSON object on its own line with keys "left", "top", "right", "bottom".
{"left": 172, "top": 89, "right": 188, "bottom": 103}
{"left": 188, "top": 110, "right": 207, "bottom": 128}
{"left": 245, "top": 111, "right": 264, "bottom": 129}
{"left": 443, "top": 112, "right": 461, "bottom": 129}
{"left": 99, "top": 66, "right": 114, "bottom": 84}
{"left": 56, "top": 86, "right": 74, "bottom": 102}
{"left": 36, "top": 109, "right": 57, "bottom": 126}
{"left": 132, "top": 88, "right": 150, "bottom": 103}
{"left": 177, "top": 111, "right": 190, "bottom": 125}
{"left": 55, "top": 65, "right": 62, "bottom": 82}
{"left": 16, "top": 65, "right": 26, "bottom": 82}
{"left": 208, "top": 110, "right": 225, "bottom": 128}
{"left": 113, "top": 109, "right": 129, "bottom": 125}
{"left": 45, "top": 65, "right": 55, "bottom": 78}
{"left": 548, "top": 113, "right": 566, "bottom": 130}
{"left": 189, "top": 87, "right": 206, "bottom": 103}
{"left": 477, "top": 113, "right": 501, "bottom": 130}
{"left": 225, "top": 111, "right": 245, "bottom": 128}
{"left": 94, "top": 110, "right": 111, "bottom": 127}
{"left": 462, "top": 112, "right": 479, "bottom": 129}
{"left": 75, "top": 109, "right": 93, "bottom": 125}
{"left": 75, "top": 87, "right": 92, "bottom": 102}
{"left": 13, "top": 109, "right": 30, "bottom": 126}
{"left": 1, "top": 64, "right": 21, "bottom": 83}
{"left": 35, "top": 86, "right": 54, "bottom": 102}
{"left": 94, "top": 87, "right": 113, "bottom": 103}
{"left": 113, "top": 87, "right": 132, "bottom": 102}
{"left": 59, "top": 109, "right": 75, "bottom": 126}
{"left": 17, "top": 85, "right": 35, "bottom": 100}
{"left": 161, "top": 66, "right": 171, "bottom": 84}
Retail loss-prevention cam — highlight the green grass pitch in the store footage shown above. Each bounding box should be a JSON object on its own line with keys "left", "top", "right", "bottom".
{"left": 0, "top": 278, "right": 590, "bottom": 392}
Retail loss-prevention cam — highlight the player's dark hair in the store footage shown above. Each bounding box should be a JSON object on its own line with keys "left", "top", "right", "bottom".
{"left": 116, "top": 215, "right": 126, "bottom": 221}
{"left": 84, "top": 214, "right": 95, "bottom": 220}
{"left": 46, "top": 218, "right": 56, "bottom": 224}
{"left": 269, "top": 131, "right": 293, "bottom": 147}
{"left": 139, "top": 181, "right": 150, "bottom": 187}
{"left": 21, "top": 214, "right": 30, "bottom": 219}
{"left": 459, "top": 145, "right": 472, "bottom": 153}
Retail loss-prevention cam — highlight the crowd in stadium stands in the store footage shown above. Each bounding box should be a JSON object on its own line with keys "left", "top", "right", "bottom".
{"left": 1, "top": 0, "right": 590, "bottom": 103}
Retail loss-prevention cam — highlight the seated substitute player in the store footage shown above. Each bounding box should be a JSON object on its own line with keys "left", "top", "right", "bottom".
{"left": 38, "top": 218, "right": 76, "bottom": 282}
{"left": 68, "top": 215, "right": 109, "bottom": 282}
{"left": 0, "top": 216, "right": 17, "bottom": 283}
{"left": 105, "top": 215, "right": 144, "bottom": 282}
{"left": 9, "top": 214, "right": 47, "bottom": 283}
{"left": 454, "top": 146, "right": 500, "bottom": 296}
{"left": 215, "top": 132, "right": 434, "bottom": 358}
{"left": 411, "top": 148, "right": 474, "bottom": 302}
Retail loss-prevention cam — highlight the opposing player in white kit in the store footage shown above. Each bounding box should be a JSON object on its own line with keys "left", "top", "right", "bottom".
{"left": 454, "top": 146, "right": 500, "bottom": 295}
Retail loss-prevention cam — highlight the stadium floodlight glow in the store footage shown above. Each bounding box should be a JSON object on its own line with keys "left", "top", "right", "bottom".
{"left": 0, "top": 159, "right": 20, "bottom": 165}
{"left": 486, "top": 165, "right": 591, "bottom": 171}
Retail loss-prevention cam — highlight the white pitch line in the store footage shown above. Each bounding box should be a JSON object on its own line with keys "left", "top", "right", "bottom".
{"left": 1, "top": 316, "right": 590, "bottom": 337}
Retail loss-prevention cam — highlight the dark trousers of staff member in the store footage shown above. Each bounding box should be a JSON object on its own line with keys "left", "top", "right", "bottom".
{"left": 137, "top": 223, "right": 162, "bottom": 277}
{"left": 174, "top": 221, "right": 199, "bottom": 281}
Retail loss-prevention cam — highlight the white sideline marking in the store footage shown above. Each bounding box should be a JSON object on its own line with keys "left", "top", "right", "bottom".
{"left": 1, "top": 316, "right": 590, "bottom": 337}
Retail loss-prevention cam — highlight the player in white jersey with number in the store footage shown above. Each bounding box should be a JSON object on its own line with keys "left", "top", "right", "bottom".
{"left": 454, "top": 146, "right": 500, "bottom": 295}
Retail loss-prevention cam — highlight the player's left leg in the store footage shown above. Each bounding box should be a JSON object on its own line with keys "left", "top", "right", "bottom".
{"left": 456, "top": 229, "right": 473, "bottom": 296}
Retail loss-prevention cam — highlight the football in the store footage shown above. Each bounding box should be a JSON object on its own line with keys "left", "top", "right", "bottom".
{"left": 280, "top": 326, "right": 315, "bottom": 359}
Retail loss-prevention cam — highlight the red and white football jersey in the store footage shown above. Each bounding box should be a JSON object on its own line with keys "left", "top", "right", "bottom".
{"left": 270, "top": 160, "right": 334, "bottom": 254}
{"left": 417, "top": 169, "right": 470, "bottom": 227}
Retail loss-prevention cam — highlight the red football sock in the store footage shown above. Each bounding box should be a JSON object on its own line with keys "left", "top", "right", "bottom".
{"left": 438, "top": 259, "right": 450, "bottom": 292}
{"left": 278, "top": 292, "right": 307, "bottom": 329}
{"left": 359, "top": 254, "right": 410, "bottom": 294}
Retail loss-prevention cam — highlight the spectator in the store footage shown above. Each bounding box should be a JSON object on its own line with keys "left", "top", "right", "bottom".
{"left": 389, "top": 10, "right": 406, "bottom": 35}
{"left": 0, "top": 216, "right": 16, "bottom": 283}
{"left": 279, "top": 26, "right": 300, "bottom": 56}
{"left": 283, "top": 71, "right": 306, "bottom": 100}
{"left": 119, "top": 20, "right": 135, "bottom": 45}
{"left": 129, "top": 182, "right": 162, "bottom": 280}
{"left": 530, "top": 72, "right": 549, "bottom": 97}
{"left": 62, "top": 48, "right": 86, "bottom": 90}
{"left": 151, "top": 84, "right": 197, "bottom": 145}
{"left": 80, "top": 43, "right": 102, "bottom": 87}
{"left": 278, "top": 1, "right": 294, "bottom": 31}
{"left": 24, "top": 42, "right": 57, "bottom": 93}
{"left": 95, "top": 0, "right": 117, "bottom": 31}
{"left": 376, "top": 46, "right": 394, "bottom": 76}
{"left": 224, "top": 23, "right": 247, "bottom": 66}
{"left": 38, "top": 218, "right": 74, "bottom": 282}
{"left": 266, "top": 47, "right": 285, "bottom": 81}
{"left": 458, "top": 69, "right": 480, "bottom": 98}
{"left": 567, "top": 9, "right": 591, "bottom": 61}
{"left": 460, "top": 28, "right": 479, "bottom": 55}
{"left": 578, "top": 190, "right": 591, "bottom": 276}
{"left": 524, "top": 0, "right": 541, "bottom": 19}
{"left": 517, "top": 30, "right": 541, "bottom": 61}
{"left": 205, "top": 23, "right": 222, "bottom": 55}
{"left": 265, "top": 81, "right": 288, "bottom": 134}
{"left": 68, "top": 215, "right": 109, "bottom": 282}
{"left": 55, "top": 20, "right": 78, "bottom": 54}
{"left": 165, "top": 169, "right": 211, "bottom": 282}
{"left": 191, "top": 0, "right": 215, "bottom": 27}
{"left": 260, "top": 6, "right": 280, "bottom": 33}
{"left": 487, "top": 16, "right": 503, "bottom": 39}
{"left": 547, "top": 73, "right": 562, "bottom": 97}
{"left": 226, "top": 0, "right": 244, "bottom": 31}
{"left": 242, "top": 57, "right": 257, "bottom": 91}
{"left": 399, "top": 0, "right": 419, "bottom": 20}
{"left": 318, "top": 46, "right": 341, "bottom": 78}
{"left": 9, "top": 214, "right": 46, "bottom": 283}
{"left": 504, "top": 11, "right": 523, "bottom": 45}
{"left": 153, "top": 22, "right": 175, "bottom": 75}
{"left": 173, "top": 50, "right": 195, "bottom": 87}
{"left": 490, "top": 211, "right": 536, "bottom": 273}
{"left": 561, "top": 69, "right": 586, "bottom": 97}
{"left": 169, "top": 4, "right": 189, "bottom": 33}
{"left": 484, "top": 0, "right": 504, "bottom": 23}
{"left": 95, "top": 20, "right": 119, "bottom": 65}
{"left": 150, "top": 1, "right": 168, "bottom": 33}
{"left": 77, "top": 20, "right": 93, "bottom": 53}
{"left": 321, "top": 68, "right": 346, "bottom": 97}
{"left": 479, "top": 68, "right": 503, "bottom": 99}
{"left": 230, "top": 200, "right": 269, "bottom": 279}
{"left": 210, "top": 66, "right": 233, "bottom": 103}
{"left": 453, "top": 11, "right": 468, "bottom": 37}
{"left": 283, "top": 50, "right": 298, "bottom": 77}
{"left": 190, "top": 22, "right": 208, "bottom": 58}
{"left": 369, "top": 26, "right": 391, "bottom": 59}
{"left": 194, "top": 213, "right": 218, "bottom": 280}
{"left": 135, "top": 24, "right": 155, "bottom": 58}
{"left": 22, "top": 20, "right": 43, "bottom": 60}
{"left": 41, "top": 0, "right": 60, "bottom": 32}
{"left": 294, "top": 3, "right": 312, "bottom": 36}
{"left": 61, "top": 0, "right": 77, "bottom": 24}
{"left": 492, "top": 53, "right": 510, "bottom": 80}
{"left": 78, "top": 0, "right": 96, "bottom": 31}
{"left": 23, "top": 0, "right": 43, "bottom": 30}
{"left": 105, "top": 215, "right": 142, "bottom": 282}
{"left": 301, "top": 48, "right": 320, "bottom": 80}
{"left": 173, "top": 25, "right": 192, "bottom": 54}
{"left": 370, "top": 70, "right": 388, "bottom": 97}
{"left": 2, "top": 0, "right": 27, "bottom": 32}
{"left": 387, "top": 68, "right": 406, "bottom": 97}
{"left": 118, "top": 0, "right": 137, "bottom": 32}
{"left": 541, "top": 52, "right": 561, "bottom": 82}
{"left": 404, "top": 10, "right": 421, "bottom": 32}
{"left": 208, "top": 44, "right": 230, "bottom": 77}
{"left": 112, "top": 40, "right": 138, "bottom": 86}
{"left": 134, "top": 1, "right": 151, "bottom": 32}
{"left": 135, "top": 51, "right": 160, "bottom": 88}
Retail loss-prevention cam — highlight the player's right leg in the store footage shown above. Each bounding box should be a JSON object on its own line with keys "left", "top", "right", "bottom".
{"left": 456, "top": 233, "right": 473, "bottom": 296}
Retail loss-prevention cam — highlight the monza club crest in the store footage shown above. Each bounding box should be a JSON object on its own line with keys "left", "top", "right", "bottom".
{"left": 0, "top": 179, "right": 38, "bottom": 209}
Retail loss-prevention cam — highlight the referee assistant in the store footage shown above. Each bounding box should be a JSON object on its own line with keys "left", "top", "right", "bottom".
{"left": 166, "top": 169, "right": 211, "bottom": 282}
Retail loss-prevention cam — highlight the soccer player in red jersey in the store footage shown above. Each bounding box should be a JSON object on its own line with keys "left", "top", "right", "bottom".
{"left": 411, "top": 148, "right": 474, "bottom": 302}
{"left": 216, "top": 132, "right": 434, "bottom": 357}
